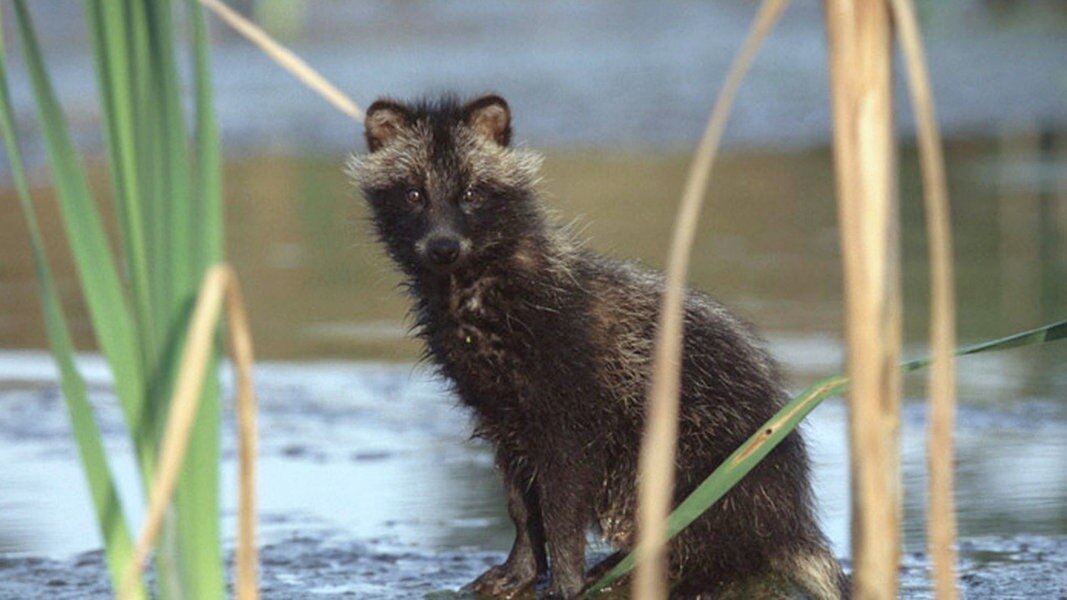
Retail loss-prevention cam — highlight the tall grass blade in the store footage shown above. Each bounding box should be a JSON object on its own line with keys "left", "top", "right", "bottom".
{"left": 12, "top": 1, "right": 228, "bottom": 597}
{"left": 145, "top": 0, "right": 194, "bottom": 306}
{"left": 187, "top": 4, "right": 231, "bottom": 591}
{"left": 0, "top": 22, "right": 146, "bottom": 600}
{"left": 188, "top": 0, "right": 223, "bottom": 270}
{"left": 151, "top": 12, "right": 330, "bottom": 592}
{"left": 11, "top": 0, "right": 150, "bottom": 467}
{"left": 584, "top": 318, "right": 1067, "bottom": 596}
{"left": 126, "top": 0, "right": 170, "bottom": 363}
{"left": 78, "top": 21, "right": 183, "bottom": 594}
{"left": 633, "top": 1, "right": 790, "bottom": 596}
{"left": 138, "top": 3, "right": 226, "bottom": 596}
{"left": 82, "top": 0, "right": 155, "bottom": 374}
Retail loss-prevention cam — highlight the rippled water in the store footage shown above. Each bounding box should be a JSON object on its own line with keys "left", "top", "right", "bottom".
{"left": 2, "top": 334, "right": 1066, "bottom": 554}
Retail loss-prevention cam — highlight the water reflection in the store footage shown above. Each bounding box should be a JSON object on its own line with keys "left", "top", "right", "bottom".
{"left": 3, "top": 134, "right": 1065, "bottom": 369}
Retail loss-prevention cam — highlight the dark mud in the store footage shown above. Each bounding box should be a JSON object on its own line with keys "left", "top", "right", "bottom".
{"left": 0, "top": 533, "right": 493, "bottom": 599}
{"left": 1, "top": 534, "right": 1065, "bottom": 599}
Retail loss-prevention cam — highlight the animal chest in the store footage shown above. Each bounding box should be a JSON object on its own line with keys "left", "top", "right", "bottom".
{"left": 438, "top": 278, "right": 533, "bottom": 394}
{"left": 431, "top": 276, "right": 596, "bottom": 423}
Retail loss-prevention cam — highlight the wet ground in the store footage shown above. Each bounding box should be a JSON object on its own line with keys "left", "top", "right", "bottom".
{"left": 0, "top": 349, "right": 1065, "bottom": 598}
{"left": 1, "top": 535, "right": 1066, "bottom": 599}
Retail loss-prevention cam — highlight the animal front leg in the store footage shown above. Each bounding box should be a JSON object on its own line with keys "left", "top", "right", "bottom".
{"left": 537, "top": 461, "right": 592, "bottom": 599}
{"left": 468, "top": 467, "right": 546, "bottom": 597}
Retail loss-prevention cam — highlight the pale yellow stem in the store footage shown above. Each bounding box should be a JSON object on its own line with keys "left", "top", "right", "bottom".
{"left": 197, "top": 0, "right": 363, "bottom": 122}
{"left": 887, "top": 0, "right": 959, "bottom": 597}
{"left": 118, "top": 265, "right": 259, "bottom": 600}
{"left": 633, "top": 0, "right": 791, "bottom": 597}
{"left": 824, "top": 0, "right": 902, "bottom": 598}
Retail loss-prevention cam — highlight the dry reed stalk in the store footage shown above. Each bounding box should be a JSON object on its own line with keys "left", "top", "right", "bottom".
{"left": 118, "top": 265, "right": 259, "bottom": 600}
{"left": 197, "top": 0, "right": 363, "bottom": 122}
{"left": 823, "top": 1, "right": 902, "bottom": 598}
{"left": 888, "top": 0, "right": 959, "bottom": 597}
{"left": 227, "top": 271, "right": 259, "bottom": 600}
{"left": 633, "top": 1, "right": 790, "bottom": 597}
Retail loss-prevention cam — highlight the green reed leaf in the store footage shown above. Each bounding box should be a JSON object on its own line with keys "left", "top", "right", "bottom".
{"left": 9, "top": 1, "right": 228, "bottom": 597}
{"left": 11, "top": 0, "right": 149, "bottom": 460}
{"left": 0, "top": 13, "right": 145, "bottom": 600}
{"left": 172, "top": 3, "right": 227, "bottom": 597}
{"left": 83, "top": 0, "right": 154, "bottom": 364}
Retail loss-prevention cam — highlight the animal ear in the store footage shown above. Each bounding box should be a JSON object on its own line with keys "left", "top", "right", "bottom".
{"left": 462, "top": 95, "right": 511, "bottom": 147}
{"left": 364, "top": 100, "right": 413, "bottom": 152}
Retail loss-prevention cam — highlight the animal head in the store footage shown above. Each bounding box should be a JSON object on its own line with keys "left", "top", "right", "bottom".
{"left": 348, "top": 94, "right": 545, "bottom": 277}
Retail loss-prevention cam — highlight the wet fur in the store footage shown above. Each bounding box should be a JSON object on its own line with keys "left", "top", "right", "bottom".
{"left": 349, "top": 95, "right": 847, "bottom": 599}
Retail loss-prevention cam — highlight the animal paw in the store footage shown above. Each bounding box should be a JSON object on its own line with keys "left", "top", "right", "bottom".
{"left": 466, "top": 564, "right": 537, "bottom": 599}
{"left": 537, "top": 589, "right": 576, "bottom": 600}
{"left": 538, "top": 581, "right": 583, "bottom": 600}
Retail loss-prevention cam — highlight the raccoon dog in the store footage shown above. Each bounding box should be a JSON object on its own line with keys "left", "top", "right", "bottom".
{"left": 348, "top": 94, "right": 847, "bottom": 599}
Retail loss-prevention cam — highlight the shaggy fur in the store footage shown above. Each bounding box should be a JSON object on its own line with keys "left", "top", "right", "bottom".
{"left": 348, "top": 94, "right": 847, "bottom": 599}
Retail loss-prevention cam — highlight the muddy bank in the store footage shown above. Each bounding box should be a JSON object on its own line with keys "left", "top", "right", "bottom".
{"left": 1, "top": 534, "right": 1065, "bottom": 599}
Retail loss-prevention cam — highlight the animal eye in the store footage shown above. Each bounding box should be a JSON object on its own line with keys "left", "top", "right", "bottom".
{"left": 405, "top": 188, "right": 423, "bottom": 205}
{"left": 461, "top": 188, "right": 477, "bottom": 205}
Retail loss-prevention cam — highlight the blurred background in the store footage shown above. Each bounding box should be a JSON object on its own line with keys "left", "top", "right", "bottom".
{"left": 0, "top": 0, "right": 1064, "bottom": 596}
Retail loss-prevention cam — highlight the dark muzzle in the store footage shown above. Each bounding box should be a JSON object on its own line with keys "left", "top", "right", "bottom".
{"left": 426, "top": 236, "right": 461, "bottom": 267}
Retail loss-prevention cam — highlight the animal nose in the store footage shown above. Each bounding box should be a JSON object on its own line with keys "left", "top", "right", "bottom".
{"left": 427, "top": 237, "right": 461, "bottom": 265}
